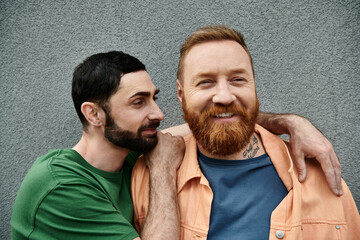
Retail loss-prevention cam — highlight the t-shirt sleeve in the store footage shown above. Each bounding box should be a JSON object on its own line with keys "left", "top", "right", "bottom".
{"left": 31, "top": 183, "right": 139, "bottom": 240}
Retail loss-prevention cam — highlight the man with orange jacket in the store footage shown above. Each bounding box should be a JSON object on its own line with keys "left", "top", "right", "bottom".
{"left": 131, "top": 25, "right": 360, "bottom": 239}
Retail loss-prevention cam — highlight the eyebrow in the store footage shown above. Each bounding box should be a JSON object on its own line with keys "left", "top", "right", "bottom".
{"left": 230, "top": 68, "right": 248, "bottom": 74}
{"left": 130, "top": 89, "right": 160, "bottom": 98}
{"left": 194, "top": 68, "right": 248, "bottom": 79}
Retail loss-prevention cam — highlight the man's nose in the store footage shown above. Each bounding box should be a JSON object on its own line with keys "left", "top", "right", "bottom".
{"left": 148, "top": 102, "right": 165, "bottom": 121}
{"left": 212, "top": 82, "right": 236, "bottom": 105}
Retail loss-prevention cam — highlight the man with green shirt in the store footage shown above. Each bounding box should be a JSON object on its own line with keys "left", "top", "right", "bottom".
{"left": 11, "top": 51, "right": 184, "bottom": 240}
{"left": 11, "top": 50, "right": 342, "bottom": 239}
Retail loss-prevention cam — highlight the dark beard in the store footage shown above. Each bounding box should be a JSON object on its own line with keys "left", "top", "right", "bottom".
{"left": 104, "top": 110, "right": 160, "bottom": 153}
{"left": 182, "top": 98, "right": 259, "bottom": 156}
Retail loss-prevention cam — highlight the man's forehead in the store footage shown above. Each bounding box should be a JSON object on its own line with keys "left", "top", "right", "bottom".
{"left": 119, "top": 70, "right": 157, "bottom": 95}
{"left": 185, "top": 40, "right": 246, "bottom": 57}
{"left": 183, "top": 40, "right": 253, "bottom": 78}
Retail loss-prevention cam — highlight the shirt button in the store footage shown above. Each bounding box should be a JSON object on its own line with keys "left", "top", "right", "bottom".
{"left": 335, "top": 225, "right": 340, "bottom": 229}
{"left": 275, "top": 230, "right": 285, "bottom": 239}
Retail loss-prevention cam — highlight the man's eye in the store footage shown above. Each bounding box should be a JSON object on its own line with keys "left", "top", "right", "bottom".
{"left": 153, "top": 96, "right": 158, "bottom": 101}
{"left": 133, "top": 100, "right": 144, "bottom": 105}
{"left": 233, "top": 78, "right": 244, "bottom": 82}
{"left": 198, "top": 80, "right": 213, "bottom": 86}
{"left": 230, "top": 78, "right": 245, "bottom": 84}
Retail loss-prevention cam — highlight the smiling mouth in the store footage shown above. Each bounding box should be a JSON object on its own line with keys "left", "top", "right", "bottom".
{"left": 214, "top": 112, "right": 234, "bottom": 118}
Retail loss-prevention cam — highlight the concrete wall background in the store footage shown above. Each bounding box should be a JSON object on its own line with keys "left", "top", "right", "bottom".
{"left": 1, "top": 0, "right": 359, "bottom": 238}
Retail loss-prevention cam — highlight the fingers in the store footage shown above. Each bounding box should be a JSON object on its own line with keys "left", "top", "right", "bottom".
{"left": 318, "top": 139, "right": 342, "bottom": 196}
{"left": 329, "top": 146, "right": 342, "bottom": 195}
{"left": 317, "top": 151, "right": 341, "bottom": 196}
{"left": 160, "top": 132, "right": 185, "bottom": 147}
{"left": 160, "top": 132, "right": 185, "bottom": 148}
{"left": 291, "top": 148, "right": 307, "bottom": 183}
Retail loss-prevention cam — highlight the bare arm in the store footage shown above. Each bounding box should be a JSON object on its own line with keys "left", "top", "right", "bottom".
{"left": 257, "top": 112, "right": 342, "bottom": 196}
{"left": 139, "top": 132, "right": 184, "bottom": 240}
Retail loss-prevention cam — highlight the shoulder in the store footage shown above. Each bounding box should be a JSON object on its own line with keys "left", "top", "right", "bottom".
{"left": 131, "top": 133, "right": 194, "bottom": 184}
{"left": 16, "top": 149, "right": 67, "bottom": 197}
{"left": 14, "top": 180, "right": 139, "bottom": 239}
{"left": 131, "top": 133, "right": 196, "bottom": 198}
{"left": 13, "top": 149, "right": 103, "bottom": 218}
{"left": 280, "top": 143, "right": 360, "bottom": 227}
{"left": 13, "top": 149, "right": 140, "bottom": 239}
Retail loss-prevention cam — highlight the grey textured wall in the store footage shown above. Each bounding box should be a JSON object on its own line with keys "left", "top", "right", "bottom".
{"left": 1, "top": 0, "right": 359, "bottom": 238}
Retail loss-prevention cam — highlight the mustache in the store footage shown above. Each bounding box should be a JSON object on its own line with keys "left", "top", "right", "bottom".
{"left": 201, "top": 104, "right": 248, "bottom": 119}
{"left": 139, "top": 121, "right": 160, "bottom": 131}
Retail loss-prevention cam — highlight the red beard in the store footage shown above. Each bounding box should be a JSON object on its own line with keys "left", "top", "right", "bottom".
{"left": 182, "top": 98, "right": 259, "bottom": 156}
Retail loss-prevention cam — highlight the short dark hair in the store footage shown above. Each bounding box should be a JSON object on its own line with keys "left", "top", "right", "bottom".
{"left": 72, "top": 51, "right": 146, "bottom": 128}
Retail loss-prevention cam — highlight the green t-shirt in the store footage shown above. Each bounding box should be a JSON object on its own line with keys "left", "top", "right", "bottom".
{"left": 11, "top": 149, "right": 141, "bottom": 240}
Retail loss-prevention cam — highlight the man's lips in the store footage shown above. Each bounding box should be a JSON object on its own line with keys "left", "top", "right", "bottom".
{"left": 141, "top": 128, "right": 158, "bottom": 135}
{"left": 213, "top": 112, "right": 235, "bottom": 118}
{"left": 140, "top": 121, "right": 160, "bottom": 136}
{"left": 210, "top": 112, "right": 238, "bottom": 123}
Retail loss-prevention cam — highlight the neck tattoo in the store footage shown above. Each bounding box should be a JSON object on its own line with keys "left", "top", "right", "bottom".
{"left": 242, "top": 135, "right": 260, "bottom": 159}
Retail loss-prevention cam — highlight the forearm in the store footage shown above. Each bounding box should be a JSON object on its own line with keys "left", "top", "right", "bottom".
{"left": 257, "top": 112, "right": 306, "bottom": 135}
{"left": 140, "top": 168, "right": 180, "bottom": 240}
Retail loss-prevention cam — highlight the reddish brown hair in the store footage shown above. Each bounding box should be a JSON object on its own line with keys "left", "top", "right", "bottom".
{"left": 177, "top": 25, "right": 254, "bottom": 83}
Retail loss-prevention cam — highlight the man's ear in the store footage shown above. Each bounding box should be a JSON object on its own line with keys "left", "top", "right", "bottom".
{"left": 81, "top": 102, "right": 105, "bottom": 127}
{"left": 177, "top": 79, "right": 183, "bottom": 104}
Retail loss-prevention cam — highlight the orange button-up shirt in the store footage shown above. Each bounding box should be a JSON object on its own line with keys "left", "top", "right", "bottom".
{"left": 131, "top": 125, "right": 360, "bottom": 239}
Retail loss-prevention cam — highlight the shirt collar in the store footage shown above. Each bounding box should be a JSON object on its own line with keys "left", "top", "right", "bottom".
{"left": 255, "top": 125, "right": 293, "bottom": 191}
{"left": 177, "top": 124, "right": 294, "bottom": 193}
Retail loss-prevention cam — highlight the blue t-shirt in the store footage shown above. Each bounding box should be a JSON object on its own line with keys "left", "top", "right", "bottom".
{"left": 198, "top": 150, "right": 288, "bottom": 239}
